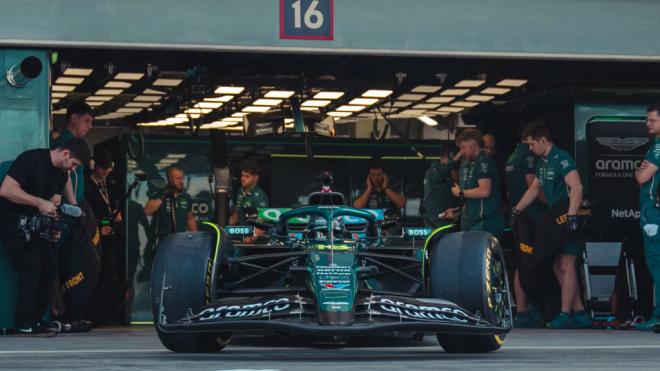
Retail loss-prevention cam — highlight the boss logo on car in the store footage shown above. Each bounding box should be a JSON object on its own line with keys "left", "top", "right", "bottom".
{"left": 378, "top": 298, "right": 471, "bottom": 323}
{"left": 196, "top": 297, "right": 291, "bottom": 321}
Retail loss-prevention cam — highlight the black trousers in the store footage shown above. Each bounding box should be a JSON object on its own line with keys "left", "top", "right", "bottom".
{"left": 3, "top": 236, "right": 57, "bottom": 328}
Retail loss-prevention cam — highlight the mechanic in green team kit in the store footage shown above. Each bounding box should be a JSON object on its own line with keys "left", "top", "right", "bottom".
{"left": 634, "top": 103, "right": 660, "bottom": 332}
{"left": 513, "top": 121, "right": 591, "bottom": 329}
{"left": 422, "top": 146, "right": 459, "bottom": 229}
{"left": 443, "top": 128, "right": 505, "bottom": 239}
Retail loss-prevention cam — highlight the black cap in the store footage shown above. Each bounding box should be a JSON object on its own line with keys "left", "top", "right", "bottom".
{"left": 93, "top": 150, "right": 114, "bottom": 169}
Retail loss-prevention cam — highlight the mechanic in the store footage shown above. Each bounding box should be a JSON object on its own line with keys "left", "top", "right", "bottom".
{"left": 506, "top": 134, "right": 545, "bottom": 328}
{"left": 0, "top": 138, "right": 90, "bottom": 334}
{"left": 229, "top": 162, "right": 269, "bottom": 244}
{"left": 634, "top": 103, "right": 660, "bottom": 331}
{"left": 84, "top": 150, "right": 123, "bottom": 325}
{"left": 353, "top": 160, "right": 407, "bottom": 218}
{"left": 144, "top": 166, "right": 198, "bottom": 241}
{"left": 513, "top": 121, "right": 591, "bottom": 329}
{"left": 51, "top": 101, "right": 93, "bottom": 204}
{"left": 443, "top": 128, "right": 504, "bottom": 239}
{"left": 422, "top": 146, "right": 459, "bottom": 229}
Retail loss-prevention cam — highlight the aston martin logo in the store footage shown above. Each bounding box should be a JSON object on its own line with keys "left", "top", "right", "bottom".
{"left": 596, "top": 137, "right": 648, "bottom": 152}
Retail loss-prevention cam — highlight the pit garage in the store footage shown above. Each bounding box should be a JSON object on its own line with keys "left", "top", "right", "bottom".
{"left": 1, "top": 0, "right": 660, "bottom": 367}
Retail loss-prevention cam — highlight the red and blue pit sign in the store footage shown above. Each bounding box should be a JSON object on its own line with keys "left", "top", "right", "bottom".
{"left": 280, "top": 0, "right": 334, "bottom": 40}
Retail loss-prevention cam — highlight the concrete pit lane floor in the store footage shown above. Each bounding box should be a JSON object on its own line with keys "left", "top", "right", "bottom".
{"left": 1, "top": 326, "right": 659, "bottom": 370}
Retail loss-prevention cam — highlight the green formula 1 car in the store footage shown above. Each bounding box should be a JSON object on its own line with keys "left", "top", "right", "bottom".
{"left": 151, "top": 192, "right": 512, "bottom": 353}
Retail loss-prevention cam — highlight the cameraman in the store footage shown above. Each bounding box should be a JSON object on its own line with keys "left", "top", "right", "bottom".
{"left": 144, "top": 166, "right": 198, "bottom": 242}
{"left": 0, "top": 138, "right": 90, "bottom": 334}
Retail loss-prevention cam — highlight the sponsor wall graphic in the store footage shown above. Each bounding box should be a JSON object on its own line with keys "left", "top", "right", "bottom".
{"left": 587, "top": 119, "right": 648, "bottom": 234}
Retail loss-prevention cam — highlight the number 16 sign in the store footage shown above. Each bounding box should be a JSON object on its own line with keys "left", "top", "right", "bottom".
{"left": 280, "top": 0, "right": 334, "bottom": 40}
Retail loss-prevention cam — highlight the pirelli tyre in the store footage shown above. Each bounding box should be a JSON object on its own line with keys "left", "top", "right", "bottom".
{"left": 428, "top": 231, "right": 512, "bottom": 353}
{"left": 151, "top": 230, "right": 232, "bottom": 353}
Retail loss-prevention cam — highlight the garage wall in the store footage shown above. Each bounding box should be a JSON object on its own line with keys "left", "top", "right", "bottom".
{"left": 1, "top": 0, "right": 659, "bottom": 60}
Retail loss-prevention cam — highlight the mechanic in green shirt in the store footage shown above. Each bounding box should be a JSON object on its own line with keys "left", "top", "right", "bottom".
{"left": 229, "top": 162, "right": 269, "bottom": 243}
{"left": 444, "top": 128, "right": 505, "bottom": 239}
{"left": 634, "top": 103, "right": 660, "bottom": 331}
{"left": 513, "top": 121, "right": 590, "bottom": 329}
{"left": 144, "top": 166, "right": 198, "bottom": 240}
{"left": 51, "top": 101, "right": 94, "bottom": 205}
{"left": 506, "top": 138, "right": 545, "bottom": 328}
{"left": 422, "top": 146, "right": 459, "bottom": 228}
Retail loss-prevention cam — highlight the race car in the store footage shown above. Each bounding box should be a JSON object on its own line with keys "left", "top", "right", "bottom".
{"left": 150, "top": 191, "right": 512, "bottom": 353}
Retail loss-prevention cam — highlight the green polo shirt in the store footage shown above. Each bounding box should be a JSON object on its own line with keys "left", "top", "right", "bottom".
{"left": 149, "top": 188, "right": 194, "bottom": 237}
{"left": 459, "top": 151, "right": 504, "bottom": 237}
{"left": 232, "top": 185, "right": 269, "bottom": 224}
{"left": 537, "top": 145, "right": 576, "bottom": 207}
{"left": 640, "top": 138, "right": 660, "bottom": 218}
{"left": 506, "top": 143, "right": 542, "bottom": 220}
{"left": 50, "top": 129, "right": 85, "bottom": 205}
{"left": 423, "top": 161, "right": 458, "bottom": 228}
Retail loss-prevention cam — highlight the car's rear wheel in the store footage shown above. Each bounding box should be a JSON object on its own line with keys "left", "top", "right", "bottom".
{"left": 427, "top": 231, "right": 511, "bottom": 353}
{"left": 151, "top": 231, "right": 232, "bottom": 353}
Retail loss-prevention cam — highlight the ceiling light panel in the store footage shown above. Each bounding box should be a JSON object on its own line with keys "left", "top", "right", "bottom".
{"left": 418, "top": 115, "right": 438, "bottom": 126}
{"left": 55, "top": 77, "right": 84, "bottom": 85}
{"left": 143, "top": 88, "right": 166, "bottom": 95}
{"left": 451, "top": 101, "right": 479, "bottom": 108}
{"left": 398, "top": 93, "right": 426, "bottom": 101}
{"left": 362, "top": 89, "right": 393, "bottom": 98}
{"left": 438, "top": 106, "right": 465, "bottom": 113}
{"left": 231, "top": 112, "right": 248, "bottom": 117}
{"left": 265, "top": 90, "right": 295, "bottom": 98}
{"left": 105, "top": 81, "right": 132, "bottom": 89}
{"left": 497, "top": 79, "right": 527, "bottom": 87}
{"left": 95, "top": 89, "right": 123, "bottom": 96}
{"left": 85, "top": 96, "right": 113, "bottom": 102}
{"left": 481, "top": 87, "right": 511, "bottom": 95}
{"left": 440, "top": 89, "right": 470, "bottom": 96}
{"left": 302, "top": 99, "right": 331, "bottom": 107}
{"left": 116, "top": 108, "right": 143, "bottom": 113}
{"left": 466, "top": 95, "right": 495, "bottom": 102}
{"left": 222, "top": 117, "right": 244, "bottom": 122}
{"left": 455, "top": 80, "right": 485, "bottom": 88}
{"left": 314, "top": 91, "right": 344, "bottom": 100}
{"left": 125, "top": 102, "right": 152, "bottom": 108}
{"left": 327, "top": 111, "right": 352, "bottom": 117}
{"left": 204, "top": 95, "right": 234, "bottom": 102}
{"left": 134, "top": 95, "right": 162, "bottom": 102}
{"left": 336, "top": 105, "right": 365, "bottom": 112}
{"left": 87, "top": 101, "right": 104, "bottom": 107}
{"left": 52, "top": 85, "right": 75, "bottom": 92}
{"left": 176, "top": 113, "right": 200, "bottom": 119}
{"left": 349, "top": 98, "right": 379, "bottom": 106}
{"left": 195, "top": 102, "right": 223, "bottom": 109}
{"left": 153, "top": 78, "right": 183, "bottom": 87}
{"left": 426, "top": 96, "right": 454, "bottom": 103}
{"left": 115, "top": 72, "right": 144, "bottom": 80}
{"left": 215, "top": 86, "right": 245, "bottom": 94}
{"left": 411, "top": 85, "right": 442, "bottom": 93}
{"left": 63, "top": 68, "right": 93, "bottom": 76}
{"left": 242, "top": 106, "right": 270, "bottom": 112}
{"left": 301, "top": 107, "right": 320, "bottom": 112}
{"left": 184, "top": 108, "right": 212, "bottom": 114}
{"left": 253, "top": 98, "right": 283, "bottom": 106}
{"left": 51, "top": 92, "right": 67, "bottom": 98}
{"left": 413, "top": 103, "right": 440, "bottom": 110}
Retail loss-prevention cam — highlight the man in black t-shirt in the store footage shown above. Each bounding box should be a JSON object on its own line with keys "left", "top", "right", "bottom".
{"left": 0, "top": 138, "right": 90, "bottom": 334}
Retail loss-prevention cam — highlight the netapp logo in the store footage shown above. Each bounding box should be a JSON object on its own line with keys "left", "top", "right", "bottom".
{"left": 595, "top": 159, "right": 642, "bottom": 171}
{"left": 596, "top": 137, "right": 648, "bottom": 152}
{"left": 611, "top": 209, "right": 640, "bottom": 219}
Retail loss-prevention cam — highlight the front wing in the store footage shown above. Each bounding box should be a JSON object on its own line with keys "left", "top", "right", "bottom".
{"left": 157, "top": 294, "right": 511, "bottom": 336}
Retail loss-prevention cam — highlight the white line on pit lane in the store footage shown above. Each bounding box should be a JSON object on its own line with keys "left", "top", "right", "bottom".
{"left": 2, "top": 345, "right": 660, "bottom": 354}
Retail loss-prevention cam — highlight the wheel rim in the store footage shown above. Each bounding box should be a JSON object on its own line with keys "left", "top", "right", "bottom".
{"left": 488, "top": 251, "right": 512, "bottom": 328}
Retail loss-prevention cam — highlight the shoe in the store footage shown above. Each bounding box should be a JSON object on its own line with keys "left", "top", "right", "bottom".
{"left": 514, "top": 312, "right": 544, "bottom": 328}
{"left": 14, "top": 321, "right": 57, "bottom": 337}
{"left": 571, "top": 310, "right": 593, "bottom": 329}
{"left": 635, "top": 317, "right": 660, "bottom": 331}
{"left": 547, "top": 312, "right": 573, "bottom": 329}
